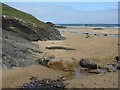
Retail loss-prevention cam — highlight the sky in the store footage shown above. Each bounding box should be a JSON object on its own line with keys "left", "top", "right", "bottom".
{"left": 4, "top": 2, "right": 118, "bottom": 24}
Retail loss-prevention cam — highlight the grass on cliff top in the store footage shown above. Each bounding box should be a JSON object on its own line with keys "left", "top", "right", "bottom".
{"left": 2, "top": 3, "right": 47, "bottom": 26}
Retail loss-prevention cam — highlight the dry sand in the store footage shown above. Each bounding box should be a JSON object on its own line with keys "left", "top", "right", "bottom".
{"left": 2, "top": 27, "right": 119, "bottom": 88}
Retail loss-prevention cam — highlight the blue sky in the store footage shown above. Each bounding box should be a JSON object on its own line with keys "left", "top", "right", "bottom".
{"left": 4, "top": 2, "right": 118, "bottom": 24}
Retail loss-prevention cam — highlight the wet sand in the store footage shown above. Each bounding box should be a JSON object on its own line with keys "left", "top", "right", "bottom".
{"left": 58, "top": 26, "right": 118, "bottom": 35}
{"left": 2, "top": 26, "right": 119, "bottom": 88}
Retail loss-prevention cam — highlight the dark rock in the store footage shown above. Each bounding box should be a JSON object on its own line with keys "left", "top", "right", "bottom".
{"left": 39, "top": 55, "right": 55, "bottom": 66}
{"left": 21, "top": 76, "right": 66, "bottom": 89}
{"left": 2, "top": 15, "right": 65, "bottom": 41}
{"left": 46, "top": 46, "right": 76, "bottom": 50}
{"left": 46, "top": 22, "right": 67, "bottom": 28}
{"left": 30, "top": 76, "right": 38, "bottom": 81}
{"left": 2, "top": 29, "right": 42, "bottom": 69}
{"left": 93, "top": 28, "right": 104, "bottom": 30}
{"left": 85, "top": 36, "right": 92, "bottom": 38}
{"left": 79, "top": 59, "right": 97, "bottom": 69}
{"left": 108, "top": 62, "right": 120, "bottom": 70}
{"left": 46, "top": 22, "right": 55, "bottom": 27}
{"left": 84, "top": 33, "right": 89, "bottom": 34}
{"left": 104, "top": 34, "right": 107, "bottom": 36}
{"left": 115, "top": 56, "right": 120, "bottom": 62}
{"left": 111, "top": 62, "right": 120, "bottom": 70}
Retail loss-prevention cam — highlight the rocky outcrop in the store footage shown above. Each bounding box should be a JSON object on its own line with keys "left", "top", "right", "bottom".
{"left": 2, "top": 15, "right": 65, "bottom": 41}
{"left": 2, "top": 4, "right": 66, "bottom": 70}
{"left": 79, "top": 59, "right": 97, "bottom": 69}
{"left": 46, "top": 22, "right": 67, "bottom": 28}
{"left": 2, "top": 29, "right": 43, "bottom": 69}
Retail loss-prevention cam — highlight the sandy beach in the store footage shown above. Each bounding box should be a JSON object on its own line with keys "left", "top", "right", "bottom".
{"left": 2, "top": 26, "right": 119, "bottom": 88}
{"left": 58, "top": 26, "right": 118, "bottom": 35}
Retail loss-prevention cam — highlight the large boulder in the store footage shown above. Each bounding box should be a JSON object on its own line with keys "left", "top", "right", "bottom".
{"left": 79, "top": 59, "right": 97, "bottom": 69}
{"left": 2, "top": 15, "right": 65, "bottom": 41}
{"left": 47, "top": 57, "right": 75, "bottom": 71}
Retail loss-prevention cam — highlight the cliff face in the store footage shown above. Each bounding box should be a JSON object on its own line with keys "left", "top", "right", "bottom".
{"left": 2, "top": 15, "right": 65, "bottom": 41}
{"left": 2, "top": 3, "right": 65, "bottom": 69}
{"left": 2, "top": 29, "right": 43, "bottom": 69}
{"left": 2, "top": 3, "right": 65, "bottom": 41}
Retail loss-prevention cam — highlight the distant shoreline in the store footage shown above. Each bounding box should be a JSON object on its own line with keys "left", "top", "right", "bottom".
{"left": 58, "top": 24, "right": 119, "bottom": 28}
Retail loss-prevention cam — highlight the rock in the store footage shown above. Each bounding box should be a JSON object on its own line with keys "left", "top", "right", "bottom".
{"left": 46, "top": 22, "right": 67, "bottom": 28}
{"left": 104, "top": 34, "right": 107, "bottom": 36}
{"left": 47, "top": 57, "right": 75, "bottom": 71}
{"left": 2, "top": 30, "right": 42, "bottom": 69}
{"left": 104, "top": 66, "right": 116, "bottom": 72}
{"left": 85, "top": 36, "right": 92, "bottom": 38}
{"left": 55, "top": 24, "right": 67, "bottom": 28}
{"left": 46, "top": 46, "right": 76, "bottom": 50}
{"left": 21, "top": 77, "right": 66, "bottom": 89}
{"left": 89, "top": 69, "right": 101, "bottom": 74}
{"left": 115, "top": 56, "right": 120, "bottom": 62}
{"left": 98, "top": 65, "right": 117, "bottom": 72}
{"left": 46, "top": 22, "right": 55, "bottom": 27}
{"left": 2, "top": 15, "right": 65, "bottom": 41}
{"left": 84, "top": 33, "right": 89, "bottom": 34}
{"left": 2, "top": 4, "right": 65, "bottom": 69}
{"left": 39, "top": 55, "right": 55, "bottom": 66}
{"left": 111, "top": 62, "right": 120, "bottom": 70}
{"left": 93, "top": 28, "right": 104, "bottom": 30}
{"left": 79, "top": 59, "right": 97, "bottom": 69}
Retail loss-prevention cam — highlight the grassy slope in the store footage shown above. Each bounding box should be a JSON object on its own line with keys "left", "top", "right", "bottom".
{"left": 2, "top": 3, "right": 47, "bottom": 26}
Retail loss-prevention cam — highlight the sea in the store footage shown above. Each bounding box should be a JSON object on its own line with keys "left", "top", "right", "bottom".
{"left": 59, "top": 24, "right": 119, "bottom": 27}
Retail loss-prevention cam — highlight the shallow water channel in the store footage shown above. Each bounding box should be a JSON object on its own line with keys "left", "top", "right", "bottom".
{"left": 60, "top": 30, "right": 120, "bottom": 37}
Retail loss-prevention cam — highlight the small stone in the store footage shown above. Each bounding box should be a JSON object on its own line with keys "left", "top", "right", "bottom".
{"left": 115, "top": 56, "right": 120, "bottom": 62}
{"left": 79, "top": 59, "right": 97, "bottom": 69}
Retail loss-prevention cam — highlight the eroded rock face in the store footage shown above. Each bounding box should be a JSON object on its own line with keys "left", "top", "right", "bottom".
{"left": 2, "top": 29, "right": 42, "bottom": 69}
{"left": 2, "top": 15, "right": 65, "bottom": 41}
{"left": 47, "top": 57, "right": 76, "bottom": 71}
{"left": 79, "top": 59, "right": 97, "bottom": 69}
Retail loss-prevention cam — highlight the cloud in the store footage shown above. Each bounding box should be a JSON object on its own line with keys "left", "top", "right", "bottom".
{"left": 5, "top": 3, "right": 118, "bottom": 24}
